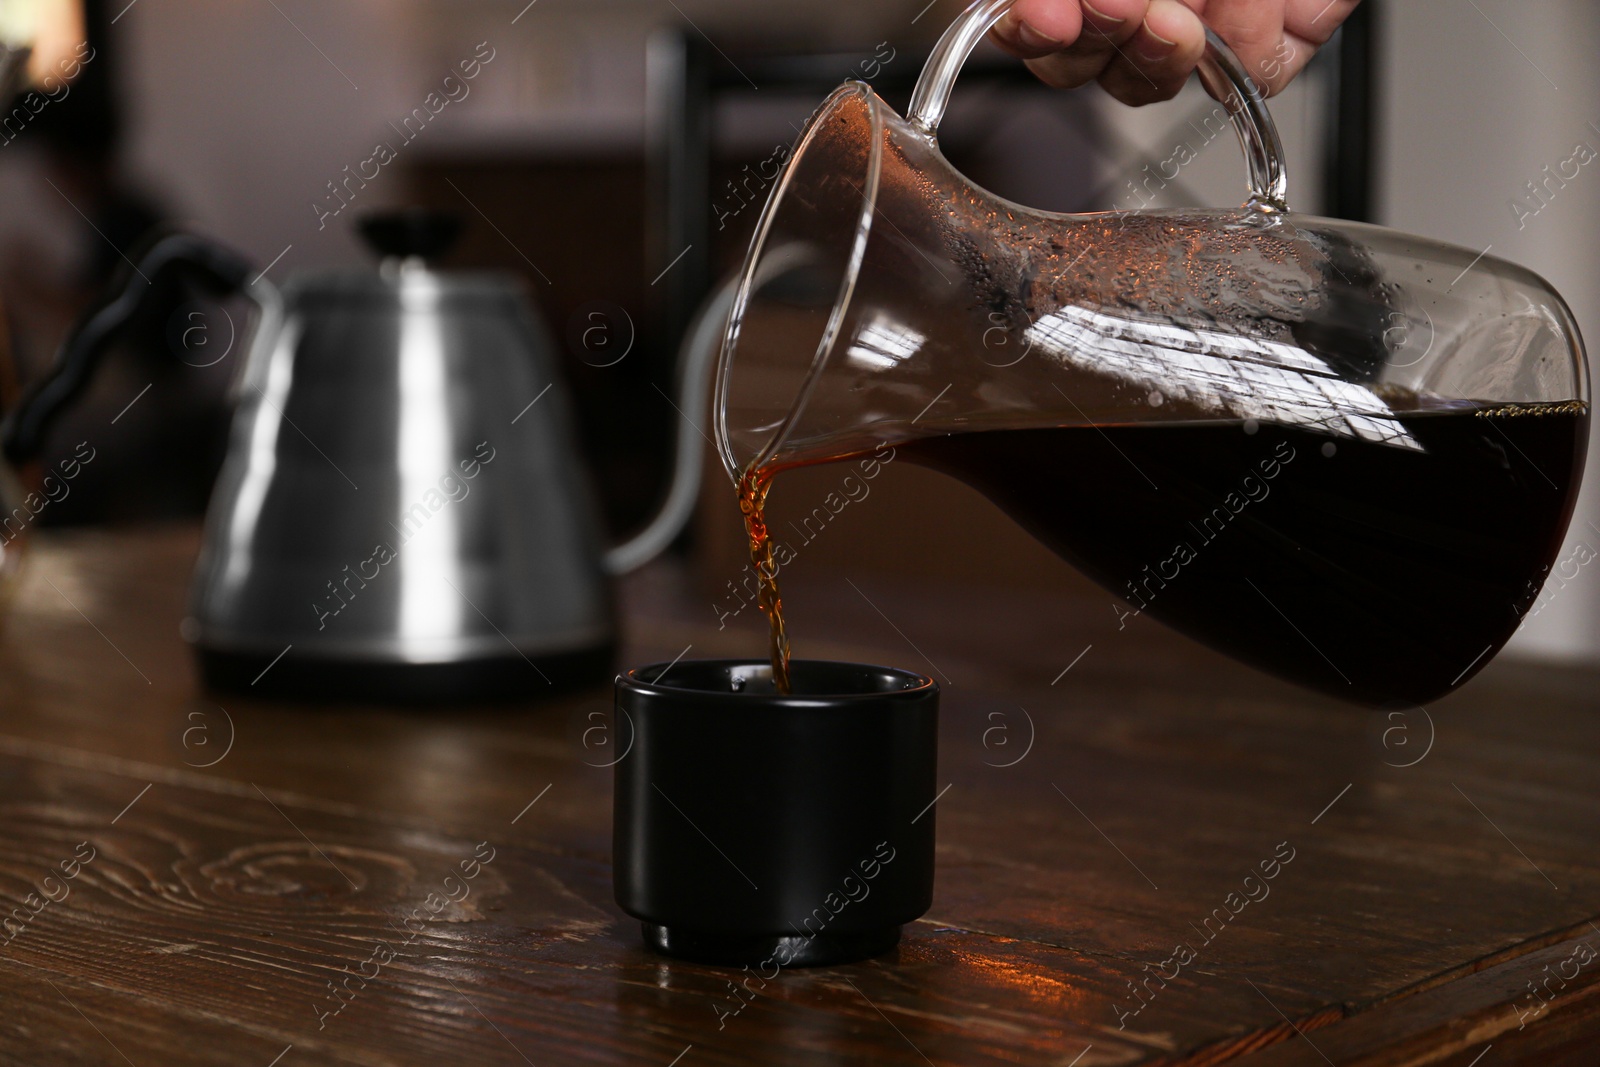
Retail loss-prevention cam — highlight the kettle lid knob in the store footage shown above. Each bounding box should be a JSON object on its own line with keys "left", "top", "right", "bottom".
{"left": 356, "top": 208, "right": 464, "bottom": 264}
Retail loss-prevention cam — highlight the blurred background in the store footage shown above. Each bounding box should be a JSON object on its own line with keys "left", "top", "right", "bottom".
{"left": 5, "top": 0, "right": 1600, "bottom": 663}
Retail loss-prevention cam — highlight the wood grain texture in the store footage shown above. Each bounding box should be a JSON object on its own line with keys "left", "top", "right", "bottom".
{"left": 0, "top": 526, "right": 1596, "bottom": 1064}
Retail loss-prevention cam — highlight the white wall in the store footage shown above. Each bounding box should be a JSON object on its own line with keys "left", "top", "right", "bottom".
{"left": 1375, "top": 0, "right": 1600, "bottom": 661}
{"left": 117, "top": 0, "right": 416, "bottom": 266}
{"left": 111, "top": 0, "right": 932, "bottom": 269}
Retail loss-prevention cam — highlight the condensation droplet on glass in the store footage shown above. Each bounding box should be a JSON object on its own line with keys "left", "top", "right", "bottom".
{"left": 1243, "top": 418, "right": 1260, "bottom": 436}
{"left": 1322, "top": 442, "right": 1337, "bottom": 458}
{"left": 1148, "top": 390, "right": 1164, "bottom": 407}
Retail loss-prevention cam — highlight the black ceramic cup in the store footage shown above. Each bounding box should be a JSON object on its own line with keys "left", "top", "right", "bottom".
{"left": 613, "top": 659, "right": 939, "bottom": 968}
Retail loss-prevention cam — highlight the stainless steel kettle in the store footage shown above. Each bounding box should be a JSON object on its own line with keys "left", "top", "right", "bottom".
{"left": 6, "top": 211, "right": 717, "bottom": 701}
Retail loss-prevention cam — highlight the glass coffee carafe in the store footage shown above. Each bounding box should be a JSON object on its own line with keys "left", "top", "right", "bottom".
{"left": 715, "top": 0, "right": 1589, "bottom": 708}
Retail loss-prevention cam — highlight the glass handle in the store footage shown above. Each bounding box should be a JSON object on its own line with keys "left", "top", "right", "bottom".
{"left": 907, "top": 0, "right": 1290, "bottom": 212}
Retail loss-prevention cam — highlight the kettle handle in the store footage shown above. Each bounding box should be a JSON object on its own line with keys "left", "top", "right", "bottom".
{"left": 906, "top": 0, "right": 1290, "bottom": 211}
{"left": 1, "top": 233, "right": 253, "bottom": 464}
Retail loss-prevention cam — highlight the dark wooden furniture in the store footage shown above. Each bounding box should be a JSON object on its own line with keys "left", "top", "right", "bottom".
{"left": 1, "top": 525, "right": 1597, "bottom": 1065}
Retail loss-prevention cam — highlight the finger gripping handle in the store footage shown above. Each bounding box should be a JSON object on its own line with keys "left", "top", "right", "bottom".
{"left": 906, "top": 0, "right": 1288, "bottom": 210}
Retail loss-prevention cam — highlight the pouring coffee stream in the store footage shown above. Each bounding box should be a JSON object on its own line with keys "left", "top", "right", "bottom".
{"left": 721, "top": 0, "right": 1590, "bottom": 704}
{"left": 736, "top": 466, "right": 792, "bottom": 693}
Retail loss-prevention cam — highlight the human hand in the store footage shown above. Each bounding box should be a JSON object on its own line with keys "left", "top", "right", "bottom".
{"left": 989, "top": 0, "right": 1362, "bottom": 105}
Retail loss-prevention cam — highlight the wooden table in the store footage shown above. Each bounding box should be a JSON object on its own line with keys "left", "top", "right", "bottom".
{"left": 2, "top": 526, "right": 1598, "bottom": 1066}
